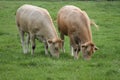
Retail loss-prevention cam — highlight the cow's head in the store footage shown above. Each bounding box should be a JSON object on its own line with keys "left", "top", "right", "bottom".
{"left": 81, "top": 42, "right": 98, "bottom": 60}
{"left": 47, "top": 38, "right": 63, "bottom": 58}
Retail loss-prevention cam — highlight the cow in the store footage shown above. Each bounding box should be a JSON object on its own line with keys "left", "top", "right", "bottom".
{"left": 16, "top": 4, "right": 63, "bottom": 58}
{"left": 57, "top": 5, "right": 98, "bottom": 60}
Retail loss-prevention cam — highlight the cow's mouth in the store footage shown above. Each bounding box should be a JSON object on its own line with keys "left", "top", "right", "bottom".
{"left": 83, "top": 53, "right": 91, "bottom": 60}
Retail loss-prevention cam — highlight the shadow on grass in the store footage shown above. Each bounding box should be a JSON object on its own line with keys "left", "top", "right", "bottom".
{"left": 19, "top": 61, "right": 37, "bottom": 68}
{"left": 59, "top": 52, "right": 73, "bottom": 60}
{"left": 0, "top": 32, "right": 10, "bottom": 36}
{"left": 33, "top": 50, "right": 75, "bottom": 60}
{"left": 105, "top": 69, "right": 120, "bottom": 76}
{"left": 19, "top": 49, "right": 86, "bottom": 62}
{"left": 88, "top": 62, "right": 104, "bottom": 68}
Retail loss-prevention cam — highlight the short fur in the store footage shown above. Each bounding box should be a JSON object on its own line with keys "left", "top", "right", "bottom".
{"left": 16, "top": 4, "right": 62, "bottom": 58}
{"left": 57, "top": 5, "right": 98, "bottom": 59}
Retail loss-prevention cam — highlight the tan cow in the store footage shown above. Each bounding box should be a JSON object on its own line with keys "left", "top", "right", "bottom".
{"left": 16, "top": 4, "right": 62, "bottom": 58}
{"left": 57, "top": 5, "right": 98, "bottom": 60}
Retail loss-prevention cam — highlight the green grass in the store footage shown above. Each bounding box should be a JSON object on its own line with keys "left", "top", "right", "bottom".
{"left": 0, "top": 1, "right": 120, "bottom": 80}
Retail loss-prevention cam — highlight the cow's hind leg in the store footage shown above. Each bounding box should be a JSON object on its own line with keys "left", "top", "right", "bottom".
{"left": 30, "top": 34, "right": 36, "bottom": 55}
{"left": 60, "top": 33, "right": 65, "bottom": 53}
{"left": 26, "top": 33, "right": 30, "bottom": 53}
{"left": 19, "top": 30, "right": 28, "bottom": 54}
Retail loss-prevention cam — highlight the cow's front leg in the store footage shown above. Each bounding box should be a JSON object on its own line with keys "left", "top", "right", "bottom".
{"left": 69, "top": 35, "right": 79, "bottom": 59}
{"left": 73, "top": 46, "right": 79, "bottom": 60}
{"left": 44, "top": 42, "right": 49, "bottom": 55}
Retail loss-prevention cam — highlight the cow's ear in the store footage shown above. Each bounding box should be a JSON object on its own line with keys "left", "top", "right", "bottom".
{"left": 47, "top": 39, "right": 53, "bottom": 44}
{"left": 59, "top": 39, "right": 64, "bottom": 43}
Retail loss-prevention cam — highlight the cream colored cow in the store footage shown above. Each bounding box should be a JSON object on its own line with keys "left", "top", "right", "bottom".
{"left": 16, "top": 4, "right": 62, "bottom": 58}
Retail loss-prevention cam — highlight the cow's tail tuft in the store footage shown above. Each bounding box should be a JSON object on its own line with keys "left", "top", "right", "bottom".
{"left": 90, "top": 20, "right": 99, "bottom": 31}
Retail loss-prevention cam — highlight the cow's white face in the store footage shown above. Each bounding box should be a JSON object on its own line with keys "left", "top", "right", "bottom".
{"left": 81, "top": 42, "right": 98, "bottom": 60}
{"left": 47, "top": 39, "right": 63, "bottom": 58}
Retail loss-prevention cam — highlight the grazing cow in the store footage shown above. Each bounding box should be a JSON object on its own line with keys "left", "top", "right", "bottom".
{"left": 57, "top": 5, "right": 98, "bottom": 60}
{"left": 16, "top": 4, "right": 62, "bottom": 58}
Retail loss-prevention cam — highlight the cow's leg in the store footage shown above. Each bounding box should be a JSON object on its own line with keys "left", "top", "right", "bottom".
{"left": 44, "top": 42, "right": 49, "bottom": 55}
{"left": 60, "top": 33, "right": 65, "bottom": 53}
{"left": 19, "top": 30, "right": 28, "bottom": 54}
{"left": 30, "top": 34, "right": 36, "bottom": 55}
{"left": 69, "top": 35, "right": 79, "bottom": 59}
{"left": 73, "top": 45, "right": 79, "bottom": 59}
{"left": 78, "top": 43, "right": 81, "bottom": 52}
{"left": 70, "top": 46, "right": 74, "bottom": 56}
{"left": 26, "top": 33, "right": 30, "bottom": 53}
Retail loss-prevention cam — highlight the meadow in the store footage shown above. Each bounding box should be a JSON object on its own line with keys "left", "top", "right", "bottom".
{"left": 0, "top": 1, "right": 120, "bottom": 80}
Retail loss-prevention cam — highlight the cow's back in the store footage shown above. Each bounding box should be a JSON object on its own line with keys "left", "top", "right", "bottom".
{"left": 16, "top": 4, "right": 57, "bottom": 38}
{"left": 16, "top": 5, "right": 51, "bottom": 31}
{"left": 57, "top": 5, "right": 91, "bottom": 37}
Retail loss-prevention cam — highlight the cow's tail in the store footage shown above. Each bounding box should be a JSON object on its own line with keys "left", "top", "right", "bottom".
{"left": 90, "top": 20, "right": 99, "bottom": 30}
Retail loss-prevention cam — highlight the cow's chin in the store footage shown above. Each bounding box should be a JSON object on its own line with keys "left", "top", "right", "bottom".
{"left": 83, "top": 53, "right": 92, "bottom": 60}
{"left": 49, "top": 50, "right": 59, "bottom": 58}
{"left": 52, "top": 53, "right": 59, "bottom": 58}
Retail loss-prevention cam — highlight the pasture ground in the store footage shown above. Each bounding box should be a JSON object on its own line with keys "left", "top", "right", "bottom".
{"left": 0, "top": 1, "right": 120, "bottom": 80}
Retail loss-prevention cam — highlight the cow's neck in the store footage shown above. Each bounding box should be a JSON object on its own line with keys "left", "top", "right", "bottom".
{"left": 46, "top": 24, "right": 58, "bottom": 40}
{"left": 48, "top": 33, "right": 58, "bottom": 40}
{"left": 80, "top": 32, "right": 92, "bottom": 44}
